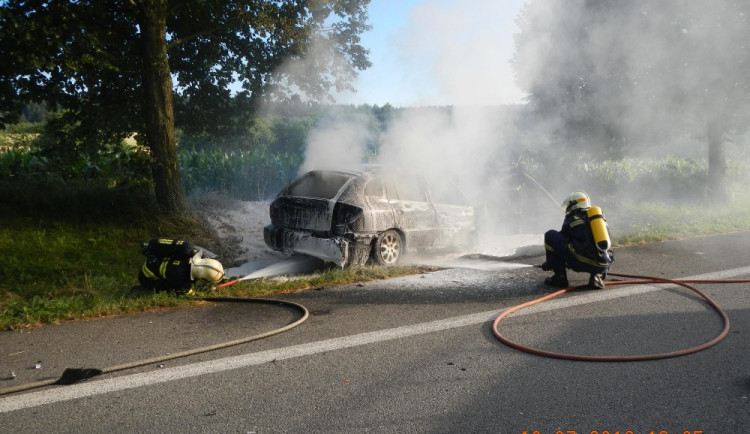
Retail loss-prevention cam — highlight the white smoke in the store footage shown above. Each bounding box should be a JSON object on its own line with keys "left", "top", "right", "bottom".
{"left": 300, "top": 112, "right": 373, "bottom": 173}
{"left": 395, "top": 0, "right": 526, "bottom": 106}
{"left": 266, "top": 33, "right": 356, "bottom": 104}
{"left": 510, "top": 0, "right": 750, "bottom": 210}
{"left": 266, "top": 0, "right": 750, "bottom": 266}
{"left": 515, "top": 0, "right": 750, "bottom": 159}
{"left": 375, "top": 107, "right": 505, "bottom": 203}
{"left": 294, "top": 0, "right": 551, "bottom": 257}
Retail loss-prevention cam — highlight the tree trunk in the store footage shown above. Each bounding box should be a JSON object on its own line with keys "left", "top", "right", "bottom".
{"left": 707, "top": 121, "right": 727, "bottom": 201}
{"left": 138, "top": 0, "right": 189, "bottom": 216}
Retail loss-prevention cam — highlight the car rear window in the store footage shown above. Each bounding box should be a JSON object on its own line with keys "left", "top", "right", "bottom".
{"left": 285, "top": 172, "right": 352, "bottom": 199}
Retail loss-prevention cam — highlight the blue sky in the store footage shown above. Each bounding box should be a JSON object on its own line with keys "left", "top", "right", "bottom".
{"left": 337, "top": 0, "right": 528, "bottom": 107}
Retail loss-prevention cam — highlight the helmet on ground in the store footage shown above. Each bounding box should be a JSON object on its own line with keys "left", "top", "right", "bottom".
{"left": 190, "top": 251, "right": 224, "bottom": 284}
{"left": 562, "top": 191, "right": 591, "bottom": 213}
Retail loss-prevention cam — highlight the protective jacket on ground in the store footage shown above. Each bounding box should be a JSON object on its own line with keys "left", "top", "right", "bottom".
{"left": 142, "top": 238, "right": 198, "bottom": 259}
{"left": 138, "top": 238, "right": 200, "bottom": 293}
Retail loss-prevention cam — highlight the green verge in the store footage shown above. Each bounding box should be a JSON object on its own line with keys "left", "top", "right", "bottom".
{"left": 196, "top": 264, "right": 432, "bottom": 300}
{"left": 2, "top": 193, "right": 749, "bottom": 330}
{"left": 612, "top": 196, "right": 750, "bottom": 245}
{"left": 0, "top": 215, "right": 430, "bottom": 329}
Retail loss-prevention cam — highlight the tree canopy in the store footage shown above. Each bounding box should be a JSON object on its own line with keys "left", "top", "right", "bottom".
{"left": 0, "top": 0, "right": 371, "bottom": 214}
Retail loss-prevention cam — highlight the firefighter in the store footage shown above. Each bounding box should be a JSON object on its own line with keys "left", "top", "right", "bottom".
{"left": 137, "top": 238, "right": 224, "bottom": 293}
{"left": 541, "top": 191, "right": 614, "bottom": 289}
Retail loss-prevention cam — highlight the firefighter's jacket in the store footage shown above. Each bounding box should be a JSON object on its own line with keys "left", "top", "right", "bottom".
{"left": 560, "top": 210, "right": 613, "bottom": 271}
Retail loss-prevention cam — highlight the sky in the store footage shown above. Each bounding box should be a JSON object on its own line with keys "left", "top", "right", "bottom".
{"left": 336, "top": 0, "right": 529, "bottom": 107}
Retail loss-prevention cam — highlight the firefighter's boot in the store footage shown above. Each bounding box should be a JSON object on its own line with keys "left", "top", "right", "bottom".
{"left": 544, "top": 273, "right": 569, "bottom": 288}
{"left": 588, "top": 273, "right": 605, "bottom": 289}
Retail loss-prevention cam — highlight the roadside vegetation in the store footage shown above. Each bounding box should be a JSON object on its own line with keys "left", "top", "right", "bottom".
{"left": 570, "top": 157, "right": 750, "bottom": 244}
{"left": 0, "top": 122, "right": 429, "bottom": 329}
{"left": 612, "top": 196, "right": 750, "bottom": 245}
{"left": 2, "top": 119, "right": 750, "bottom": 330}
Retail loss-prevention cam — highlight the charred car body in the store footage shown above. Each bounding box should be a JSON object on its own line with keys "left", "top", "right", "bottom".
{"left": 263, "top": 166, "right": 477, "bottom": 267}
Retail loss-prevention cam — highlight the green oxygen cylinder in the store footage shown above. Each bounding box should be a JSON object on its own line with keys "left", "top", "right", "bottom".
{"left": 587, "top": 206, "right": 611, "bottom": 252}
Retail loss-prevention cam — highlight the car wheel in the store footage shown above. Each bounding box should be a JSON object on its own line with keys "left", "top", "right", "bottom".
{"left": 374, "top": 230, "right": 402, "bottom": 266}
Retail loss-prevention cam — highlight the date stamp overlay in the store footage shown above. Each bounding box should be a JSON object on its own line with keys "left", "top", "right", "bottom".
{"left": 522, "top": 431, "right": 704, "bottom": 434}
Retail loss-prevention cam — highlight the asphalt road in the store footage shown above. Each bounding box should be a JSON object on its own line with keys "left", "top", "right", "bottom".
{"left": 1, "top": 232, "right": 750, "bottom": 433}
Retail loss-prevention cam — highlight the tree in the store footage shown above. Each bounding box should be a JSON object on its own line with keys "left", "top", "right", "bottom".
{"left": 513, "top": 0, "right": 750, "bottom": 197}
{"left": 0, "top": 0, "right": 371, "bottom": 215}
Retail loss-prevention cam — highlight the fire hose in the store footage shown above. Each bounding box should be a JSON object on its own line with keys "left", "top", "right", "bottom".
{"left": 3, "top": 272, "right": 747, "bottom": 396}
{"left": 492, "top": 272, "right": 750, "bottom": 361}
{"left": 0, "top": 297, "right": 308, "bottom": 397}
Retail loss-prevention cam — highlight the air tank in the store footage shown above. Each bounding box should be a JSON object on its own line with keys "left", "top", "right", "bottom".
{"left": 587, "top": 206, "right": 611, "bottom": 252}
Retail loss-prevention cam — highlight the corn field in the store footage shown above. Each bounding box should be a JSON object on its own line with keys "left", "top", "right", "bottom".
{"left": 2, "top": 124, "right": 748, "bottom": 206}
{"left": 0, "top": 138, "right": 302, "bottom": 202}
{"left": 179, "top": 148, "right": 302, "bottom": 200}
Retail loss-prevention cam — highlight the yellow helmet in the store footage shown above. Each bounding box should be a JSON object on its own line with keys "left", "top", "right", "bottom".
{"left": 190, "top": 252, "right": 224, "bottom": 284}
{"left": 562, "top": 191, "right": 591, "bottom": 213}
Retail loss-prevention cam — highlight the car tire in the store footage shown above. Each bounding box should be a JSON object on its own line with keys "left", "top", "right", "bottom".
{"left": 373, "top": 230, "right": 402, "bottom": 266}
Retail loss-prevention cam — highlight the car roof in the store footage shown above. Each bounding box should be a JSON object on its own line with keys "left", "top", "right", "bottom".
{"left": 307, "top": 164, "right": 411, "bottom": 178}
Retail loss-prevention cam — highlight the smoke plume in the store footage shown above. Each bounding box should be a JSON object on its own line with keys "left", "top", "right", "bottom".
{"left": 294, "top": 0, "right": 544, "bottom": 256}
{"left": 296, "top": 0, "right": 750, "bottom": 255}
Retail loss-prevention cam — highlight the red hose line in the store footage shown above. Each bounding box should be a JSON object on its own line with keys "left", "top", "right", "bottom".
{"left": 492, "top": 273, "right": 750, "bottom": 362}
{"left": 217, "top": 278, "right": 239, "bottom": 289}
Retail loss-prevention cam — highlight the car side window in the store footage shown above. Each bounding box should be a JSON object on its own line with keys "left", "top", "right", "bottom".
{"left": 364, "top": 178, "right": 385, "bottom": 198}
{"left": 430, "top": 180, "right": 469, "bottom": 205}
{"left": 384, "top": 177, "right": 399, "bottom": 201}
{"left": 396, "top": 175, "right": 427, "bottom": 202}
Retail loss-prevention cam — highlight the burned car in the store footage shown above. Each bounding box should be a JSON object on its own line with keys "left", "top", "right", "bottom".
{"left": 263, "top": 166, "right": 477, "bottom": 267}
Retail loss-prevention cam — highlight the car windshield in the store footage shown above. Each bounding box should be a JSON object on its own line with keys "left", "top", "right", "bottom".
{"left": 284, "top": 172, "right": 352, "bottom": 199}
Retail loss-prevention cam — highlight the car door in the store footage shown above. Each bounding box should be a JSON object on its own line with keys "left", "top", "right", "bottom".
{"left": 362, "top": 175, "right": 397, "bottom": 232}
{"left": 384, "top": 173, "right": 437, "bottom": 249}
{"left": 429, "top": 182, "right": 476, "bottom": 248}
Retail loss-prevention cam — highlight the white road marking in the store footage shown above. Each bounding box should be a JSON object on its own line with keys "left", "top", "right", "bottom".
{"left": 2, "top": 266, "right": 749, "bottom": 413}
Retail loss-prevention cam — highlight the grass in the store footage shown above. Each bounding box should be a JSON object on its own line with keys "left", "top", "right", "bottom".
{"left": 612, "top": 195, "right": 750, "bottom": 245}
{"left": 194, "top": 264, "right": 432, "bottom": 300}
{"left": 3, "top": 190, "right": 750, "bottom": 330}
{"left": 0, "top": 217, "right": 210, "bottom": 329}
{"left": 0, "top": 208, "right": 432, "bottom": 329}
{"left": 4, "top": 196, "right": 749, "bottom": 330}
